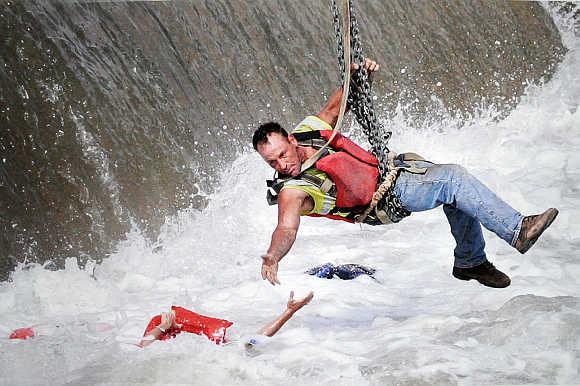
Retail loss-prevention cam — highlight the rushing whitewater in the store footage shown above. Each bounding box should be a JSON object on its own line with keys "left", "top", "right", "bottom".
{"left": 1, "top": 6, "right": 579, "bottom": 386}
{"left": 0, "top": 1, "right": 564, "bottom": 276}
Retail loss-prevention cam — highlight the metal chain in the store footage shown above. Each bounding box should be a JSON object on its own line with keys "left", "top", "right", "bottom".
{"left": 330, "top": 0, "right": 410, "bottom": 223}
{"left": 331, "top": 0, "right": 345, "bottom": 83}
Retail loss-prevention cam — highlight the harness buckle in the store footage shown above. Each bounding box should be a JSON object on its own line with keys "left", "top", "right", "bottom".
{"left": 266, "top": 189, "right": 278, "bottom": 205}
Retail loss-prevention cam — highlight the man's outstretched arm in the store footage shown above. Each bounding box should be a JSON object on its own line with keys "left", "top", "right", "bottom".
{"left": 258, "top": 291, "right": 314, "bottom": 337}
{"left": 261, "top": 188, "right": 312, "bottom": 285}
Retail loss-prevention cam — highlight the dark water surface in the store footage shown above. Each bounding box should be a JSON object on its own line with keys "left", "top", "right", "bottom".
{"left": 0, "top": 1, "right": 565, "bottom": 279}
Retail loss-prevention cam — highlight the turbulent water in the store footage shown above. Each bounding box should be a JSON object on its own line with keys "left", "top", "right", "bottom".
{"left": 1, "top": 1, "right": 580, "bottom": 385}
{"left": 0, "top": 0, "right": 565, "bottom": 278}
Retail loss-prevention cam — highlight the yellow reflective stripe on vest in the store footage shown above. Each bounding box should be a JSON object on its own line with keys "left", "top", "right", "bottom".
{"left": 282, "top": 169, "right": 336, "bottom": 215}
{"left": 293, "top": 116, "right": 333, "bottom": 135}
{"left": 282, "top": 116, "right": 337, "bottom": 216}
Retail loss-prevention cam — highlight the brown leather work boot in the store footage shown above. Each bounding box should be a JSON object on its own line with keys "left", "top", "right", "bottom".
{"left": 452, "top": 261, "right": 511, "bottom": 288}
{"left": 514, "top": 208, "right": 559, "bottom": 254}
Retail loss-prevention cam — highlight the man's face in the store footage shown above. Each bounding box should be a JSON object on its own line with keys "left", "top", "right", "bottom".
{"left": 257, "top": 132, "right": 301, "bottom": 177}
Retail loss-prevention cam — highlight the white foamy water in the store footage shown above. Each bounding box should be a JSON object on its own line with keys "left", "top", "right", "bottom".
{"left": 1, "top": 10, "right": 579, "bottom": 386}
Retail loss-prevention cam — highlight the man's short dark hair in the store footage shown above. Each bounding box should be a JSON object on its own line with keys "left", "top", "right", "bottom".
{"left": 252, "top": 122, "right": 289, "bottom": 151}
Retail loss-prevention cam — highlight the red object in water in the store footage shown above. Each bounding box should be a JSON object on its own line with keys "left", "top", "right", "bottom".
{"left": 9, "top": 327, "right": 35, "bottom": 340}
{"left": 143, "top": 306, "right": 233, "bottom": 344}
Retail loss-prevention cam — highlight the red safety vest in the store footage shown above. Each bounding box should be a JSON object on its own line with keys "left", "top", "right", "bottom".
{"left": 267, "top": 130, "right": 380, "bottom": 223}
{"left": 313, "top": 130, "right": 379, "bottom": 209}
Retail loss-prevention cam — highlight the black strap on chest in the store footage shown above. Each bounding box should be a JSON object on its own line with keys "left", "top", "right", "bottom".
{"left": 291, "top": 131, "right": 328, "bottom": 149}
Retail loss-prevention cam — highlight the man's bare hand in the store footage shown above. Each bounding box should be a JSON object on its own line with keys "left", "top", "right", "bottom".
{"left": 351, "top": 58, "right": 379, "bottom": 73}
{"left": 287, "top": 290, "right": 314, "bottom": 312}
{"left": 352, "top": 58, "right": 379, "bottom": 84}
{"left": 261, "top": 254, "right": 281, "bottom": 285}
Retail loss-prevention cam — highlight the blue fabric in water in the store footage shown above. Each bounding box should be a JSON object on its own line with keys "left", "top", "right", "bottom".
{"left": 306, "top": 263, "right": 376, "bottom": 280}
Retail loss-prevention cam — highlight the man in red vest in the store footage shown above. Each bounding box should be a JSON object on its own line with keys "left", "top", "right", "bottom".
{"left": 253, "top": 59, "right": 558, "bottom": 289}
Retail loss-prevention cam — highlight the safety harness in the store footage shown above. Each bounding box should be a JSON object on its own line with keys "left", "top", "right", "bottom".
{"left": 266, "top": 129, "right": 428, "bottom": 225}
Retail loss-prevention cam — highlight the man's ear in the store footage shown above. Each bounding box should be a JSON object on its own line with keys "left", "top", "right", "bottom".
{"left": 288, "top": 134, "right": 298, "bottom": 146}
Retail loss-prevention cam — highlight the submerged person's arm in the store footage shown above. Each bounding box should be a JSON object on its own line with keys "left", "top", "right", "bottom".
{"left": 258, "top": 291, "right": 314, "bottom": 337}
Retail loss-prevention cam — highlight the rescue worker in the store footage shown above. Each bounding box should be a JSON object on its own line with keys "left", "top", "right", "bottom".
{"left": 253, "top": 58, "right": 558, "bottom": 289}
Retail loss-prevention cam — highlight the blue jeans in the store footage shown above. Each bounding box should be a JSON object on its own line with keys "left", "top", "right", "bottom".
{"left": 393, "top": 161, "right": 524, "bottom": 268}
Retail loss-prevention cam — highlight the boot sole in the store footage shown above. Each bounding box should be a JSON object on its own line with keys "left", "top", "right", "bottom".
{"left": 452, "top": 274, "right": 511, "bottom": 288}
{"left": 518, "top": 208, "right": 559, "bottom": 254}
{"left": 453, "top": 272, "right": 510, "bottom": 288}
{"left": 452, "top": 272, "right": 472, "bottom": 281}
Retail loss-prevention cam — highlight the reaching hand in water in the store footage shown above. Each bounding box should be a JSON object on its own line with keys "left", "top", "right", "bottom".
{"left": 258, "top": 290, "right": 315, "bottom": 337}
{"left": 287, "top": 290, "right": 314, "bottom": 313}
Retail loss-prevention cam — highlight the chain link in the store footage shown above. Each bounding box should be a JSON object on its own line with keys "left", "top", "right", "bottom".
{"left": 330, "top": 0, "right": 410, "bottom": 223}
{"left": 331, "top": 0, "right": 345, "bottom": 83}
